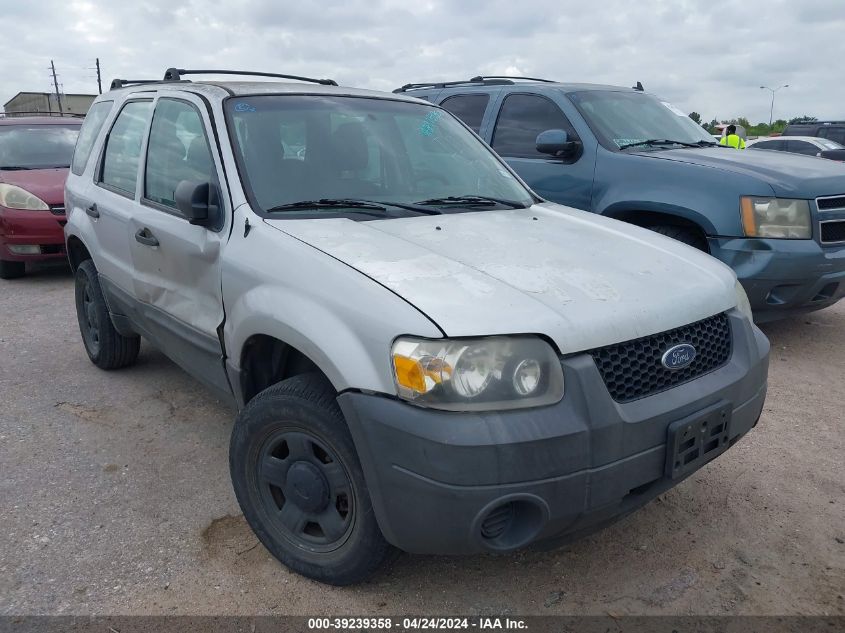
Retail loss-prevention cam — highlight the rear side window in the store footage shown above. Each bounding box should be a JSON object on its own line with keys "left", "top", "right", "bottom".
{"left": 753, "top": 140, "right": 784, "bottom": 151}
{"left": 99, "top": 100, "right": 152, "bottom": 197}
{"left": 787, "top": 140, "right": 819, "bottom": 156}
{"left": 492, "top": 94, "right": 577, "bottom": 159}
{"left": 144, "top": 99, "right": 216, "bottom": 210}
{"left": 440, "top": 94, "right": 490, "bottom": 134}
{"left": 71, "top": 101, "right": 112, "bottom": 175}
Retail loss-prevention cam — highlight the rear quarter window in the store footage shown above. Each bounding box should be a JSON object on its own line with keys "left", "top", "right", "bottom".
{"left": 71, "top": 101, "right": 113, "bottom": 176}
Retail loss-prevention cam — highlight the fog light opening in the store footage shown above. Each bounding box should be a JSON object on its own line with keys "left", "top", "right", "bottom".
{"left": 475, "top": 496, "right": 548, "bottom": 551}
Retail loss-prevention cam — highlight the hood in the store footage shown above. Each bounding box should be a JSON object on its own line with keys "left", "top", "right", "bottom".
{"left": 265, "top": 204, "right": 737, "bottom": 353}
{"left": 638, "top": 147, "right": 845, "bottom": 198}
{"left": 0, "top": 168, "right": 69, "bottom": 206}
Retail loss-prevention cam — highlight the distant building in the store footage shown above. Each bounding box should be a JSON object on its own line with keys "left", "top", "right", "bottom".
{"left": 2, "top": 92, "right": 96, "bottom": 116}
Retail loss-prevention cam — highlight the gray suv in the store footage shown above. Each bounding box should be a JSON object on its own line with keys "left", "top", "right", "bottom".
{"left": 64, "top": 69, "right": 770, "bottom": 585}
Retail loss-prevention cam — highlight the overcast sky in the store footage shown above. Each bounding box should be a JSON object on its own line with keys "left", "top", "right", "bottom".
{"left": 2, "top": 0, "right": 842, "bottom": 124}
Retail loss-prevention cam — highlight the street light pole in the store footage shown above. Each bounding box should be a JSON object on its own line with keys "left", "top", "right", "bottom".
{"left": 760, "top": 84, "right": 789, "bottom": 127}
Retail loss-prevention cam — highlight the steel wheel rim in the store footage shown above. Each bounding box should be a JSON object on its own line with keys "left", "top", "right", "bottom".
{"left": 255, "top": 428, "right": 355, "bottom": 553}
{"left": 79, "top": 278, "right": 101, "bottom": 355}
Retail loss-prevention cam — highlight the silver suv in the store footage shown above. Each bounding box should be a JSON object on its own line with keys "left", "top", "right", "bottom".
{"left": 64, "top": 68, "right": 770, "bottom": 585}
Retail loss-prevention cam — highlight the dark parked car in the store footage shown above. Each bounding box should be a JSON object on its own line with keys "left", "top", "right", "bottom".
{"left": 397, "top": 76, "right": 845, "bottom": 322}
{"left": 0, "top": 114, "right": 82, "bottom": 278}
{"left": 782, "top": 120, "right": 845, "bottom": 145}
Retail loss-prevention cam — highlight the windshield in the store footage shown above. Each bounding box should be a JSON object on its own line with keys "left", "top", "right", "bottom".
{"left": 225, "top": 96, "right": 533, "bottom": 215}
{"left": 569, "top": 90, "right": 715, "bottom": 150}
{"left": 818, "top": 138, "right": 844, "bottom": 150}
{"left": 0, "top": 124, "right": 80, "bottom": 169}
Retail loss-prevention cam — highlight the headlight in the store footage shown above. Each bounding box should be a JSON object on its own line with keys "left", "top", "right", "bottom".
{"left": 391, "top": 335, "right": 564, "bottom": 411}
{"left": 740, "top": 196, "right": 811, "bottom": 239}
{"left": 0, "top": 183, "right": 49, "bottom": 211}
{"left": 735, "top": 280, "right": 753, "bottom": 321}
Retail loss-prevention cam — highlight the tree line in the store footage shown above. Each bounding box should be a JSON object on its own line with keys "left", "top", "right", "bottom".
{"left": 687, "top": 112, "right": 818, "bottom": 136}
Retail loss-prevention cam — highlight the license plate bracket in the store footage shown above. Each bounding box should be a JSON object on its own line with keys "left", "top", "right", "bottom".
{"left": 666, "top": 401, "right": 732, "bottom": 479}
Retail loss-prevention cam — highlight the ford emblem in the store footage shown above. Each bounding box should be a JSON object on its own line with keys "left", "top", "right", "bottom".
{"left": 661, "top": 343, "right": 696, "bottom": 370}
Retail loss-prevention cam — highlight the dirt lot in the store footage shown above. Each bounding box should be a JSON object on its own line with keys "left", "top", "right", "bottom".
{"left": 1, "top": 264, "right": 843, "bottom": 617}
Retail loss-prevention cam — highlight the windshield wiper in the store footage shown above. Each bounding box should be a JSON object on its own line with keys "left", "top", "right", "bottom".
{"left": 0, "top": 166, "right": 35, "bottom": 171}
{"left": 265, "top": 198, "right": 442, "bottom": 216}
{"left": 265, "top": 199, "right": 389, "bottom": 213}
{"left": 414, "top": 195, "right": 527, "bottom": 209}
{"left": 617, "top": 139, "right": 704, "bottom": 151}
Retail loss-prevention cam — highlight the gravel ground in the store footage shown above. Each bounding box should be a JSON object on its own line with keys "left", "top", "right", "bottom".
{"left": 1, "top": 264, "right": 843, "bottom": 617}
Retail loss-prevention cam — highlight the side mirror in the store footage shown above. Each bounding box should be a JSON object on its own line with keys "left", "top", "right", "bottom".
{"left": 174, "top": 180, "right": 220, "bottom": 227}
{"left": 536, "top": 129, "right": 581, "bottom": 158}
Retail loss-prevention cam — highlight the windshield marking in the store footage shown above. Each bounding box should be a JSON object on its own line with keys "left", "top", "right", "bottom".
{"left": 419, "top": 110, "right": 443, "bottom": 137}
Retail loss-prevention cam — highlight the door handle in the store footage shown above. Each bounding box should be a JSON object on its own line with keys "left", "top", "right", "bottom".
{"left": 85, "top": 204, "right": 99, "bottom": 218}
{"left": 134, "top": 227, "right": 159, "bottom": 247}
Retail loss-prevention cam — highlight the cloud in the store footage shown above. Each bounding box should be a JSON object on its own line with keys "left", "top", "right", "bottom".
{"left": 1, "top": 0, "right": 843, "bottom": 124}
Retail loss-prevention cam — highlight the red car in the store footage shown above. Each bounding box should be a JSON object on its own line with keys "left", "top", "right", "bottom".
{"left": 0, "top": 115, "right": 81, "bottom": 278}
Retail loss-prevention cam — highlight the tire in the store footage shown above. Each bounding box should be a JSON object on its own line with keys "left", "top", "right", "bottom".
{"left": 230, "top": 373, "right": 394, "bottom": 585}
{"left": 74, "top": 259, "right": 140, "bottom": 369}
{"left": 0, "top": 259, "right": 26, "bottom": 279}
{"left": 647, "top": 225, "right": 709, "bottom": 252}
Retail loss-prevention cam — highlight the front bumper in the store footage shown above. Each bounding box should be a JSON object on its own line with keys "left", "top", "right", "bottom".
{"left": 0, "top": 207, "right": 67, "bottom": 261}
{"left": 338, "top": 311, "right": 770, "bottom": 555}
{"left": 711, "top": 236, "right": 845, "bottom": 322}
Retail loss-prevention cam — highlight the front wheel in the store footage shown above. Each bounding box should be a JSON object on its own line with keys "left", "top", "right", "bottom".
{"left": 74, "top": 259, "right": 140, "bottom": 369}
{"left": 230, "top": 374, "right": 394, "bottom": 585}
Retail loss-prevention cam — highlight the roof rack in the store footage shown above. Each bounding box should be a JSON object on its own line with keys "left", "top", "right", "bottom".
{"left": 163, "top": 68, "right": 338, "bottom": 86}
{"left": 469, "top": 75, "right": 555, "bottom": 83}
{"left": 0, "top": 110, "right": 85, "bottom": 118}
{"left": 109, "top": 78, "right": 174, "bottom": 90}
{"left": 394, "top": 75, "right": 555, "bottom": 93}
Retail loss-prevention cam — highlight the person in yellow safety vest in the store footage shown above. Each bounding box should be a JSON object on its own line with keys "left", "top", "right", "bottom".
{"left": 719, "top": 124, "right": 746, "bottom": 149}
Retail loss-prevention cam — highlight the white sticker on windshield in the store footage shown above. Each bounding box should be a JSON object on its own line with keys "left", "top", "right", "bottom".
{"left": 661, "top": 101, "right": 687, "bottom": 117}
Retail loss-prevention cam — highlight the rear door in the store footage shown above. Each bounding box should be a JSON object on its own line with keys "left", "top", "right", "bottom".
{"left": 129, "top": 94, "right": 231, "bottom": 396}
{"left": 92, "top": 99, "right": 153, "bottom": 295}
{"left": 487, "top": 91, "right": 594, "bottom": 209}
{"left": 438, "top": 89, "right": 501, "bottom": 138}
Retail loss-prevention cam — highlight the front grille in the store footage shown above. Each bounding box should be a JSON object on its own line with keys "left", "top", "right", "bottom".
{"left": 817, "top": 196, "right": 845, "bottom": 211}
{"left": 821, "top": 220, "right": 845, "bottom": 244}
{"left": 589, "top": 313, "right": 732, "bottom": 403}
{"left": 49, "top": 205, "right": 65, "bottom": 215}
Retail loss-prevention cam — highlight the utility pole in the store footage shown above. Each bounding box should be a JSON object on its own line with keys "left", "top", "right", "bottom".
{"left": 95, "top": 58, "right": 102, "bottom": 94}
{"left": 760, "top": 84, "right": 788, "bottom": 127}
{"left": 50, "top": 60, "right": 63, "bottom": 115}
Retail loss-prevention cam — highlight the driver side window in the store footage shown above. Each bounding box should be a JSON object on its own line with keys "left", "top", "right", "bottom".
{"left": 144, "top": 99, "right": 216, "bottom": 211}
{"left": 492, "top": 94, "right": 578, "bottom": 159}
